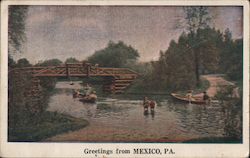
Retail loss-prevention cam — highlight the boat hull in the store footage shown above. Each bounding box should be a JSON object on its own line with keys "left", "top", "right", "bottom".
{"left": 171, "top": 93, "right": 206, "bottom": 104}
{"left": 78, "top": 94, "right": 97, "bottom": 103}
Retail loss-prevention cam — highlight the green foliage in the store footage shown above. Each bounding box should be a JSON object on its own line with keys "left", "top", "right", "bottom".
{"left": 88, "top": 41, "right": 140, "bottom": 68}
{"left": 223, "top": 100, "right": 242, "bottom": 140}
{"left": 139, "top": 27, "right": 242, "bottom": 92}
{"left": 65, "top": 57, "right": 80, "bottom": 63}
{"left": 8, "top": 112, "right": 89, "bottom": 142}
{"left": 8, "top": 58, "right": 63, "bottom": 141}
{"left": 182, "top": 7, "right": 213, "bottom": 86}
{"left": 8, "top": 72, "right": 67, "bottom": 141}
{"left": 215, "top": 84, "right": 242, "bottom": 140}
{"left": 219, "top": 29, "right": 243, "bottom": 81}
{"left": 215, "top": 85, "right": 234, "bottom": 100}
{"left": 39, "top": 78, "right": 57, "bottom": 91}
{"left": 194, "top": 78, "right": 210, "bottom": 94}
{"left": 8, "top": 71, "right": 34, "bottom": 130}
{"left": 145, "top": 28, "right": 220, "bottom": 91}
{"left": 36, "top": 59, "right": 63, "bottom": 66}
{"left": 8, "top": 6, "right": 28, "bottom": 53}
{"left": 16, "top": 58, "right": 32, "bottom": 67}
{"left": 183, "top": 6, "right": 211, "bottom": 33}
{"left": 196, "top": 28, "right": 223, "bottom": 73}
{"left": 8, "top": 55, "right": 16, "bottom": 68}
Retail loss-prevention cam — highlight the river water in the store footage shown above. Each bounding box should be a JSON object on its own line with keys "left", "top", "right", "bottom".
{"left": 46, "top": 81, "right": 242, "bottom": 142}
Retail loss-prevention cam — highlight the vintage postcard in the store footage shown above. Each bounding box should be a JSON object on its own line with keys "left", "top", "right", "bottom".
{"left": 1, "top": 0, "right": 249, "bottom": 157}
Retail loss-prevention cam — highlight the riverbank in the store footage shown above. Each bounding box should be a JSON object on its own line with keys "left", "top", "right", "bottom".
{"left": 201, "top": 74, "right": 235, "bottom": 97}
{"left": 190, "top": 74, "right": 239, "bottom": 99}
{"left": 8, "top": 111, "right": 89, "bottom": 142}
{"left": 44, "top": 121, "right": 194, "bottom": 143}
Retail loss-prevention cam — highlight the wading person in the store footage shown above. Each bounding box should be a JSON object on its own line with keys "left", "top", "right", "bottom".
{"left": 203, "top": 91, "right": 210, "bottom": 103}
{"left": 143, "top": 97, "right": 150, "bottom": 112}
{"left": 149, "top": 100, "right": 156, "bottom": 112}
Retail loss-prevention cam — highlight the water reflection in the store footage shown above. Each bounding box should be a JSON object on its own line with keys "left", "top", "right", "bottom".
{"left": 47, "top": 81, "right": 242, "bottom": 141}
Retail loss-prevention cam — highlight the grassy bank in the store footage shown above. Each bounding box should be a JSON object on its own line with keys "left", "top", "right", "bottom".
{"left": 193, "top": 78, "right": 210, "bottom": 94}
{"left": 125, "top": 78, "right": 170, "bottom": 95}
{"left": 8, "top": 111, "right": 89, "bottom": 142}
{"left": 126, "top": 77, "right": 210, "bottom": 95}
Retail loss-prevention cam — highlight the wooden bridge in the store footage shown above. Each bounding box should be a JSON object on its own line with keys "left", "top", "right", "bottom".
{"left": 10, "top": 63, "right": 139, "bottom": 94}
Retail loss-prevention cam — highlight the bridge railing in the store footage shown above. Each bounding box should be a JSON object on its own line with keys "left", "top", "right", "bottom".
{"left": 9, "top": 64, "right": 138, "bottom": 78}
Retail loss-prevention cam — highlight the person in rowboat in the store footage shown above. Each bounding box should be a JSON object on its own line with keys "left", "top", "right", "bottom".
{"left": 186, "top": 90, "right": 193, "bottom": 103}
{"left": 82, "top": 83, "right": 92, "bottom": 96}
{"left": 203, "top": 91, "right": 209, "bottom": 100}
{"left": 73, "top": 89, "right": 80, "bottom": 98}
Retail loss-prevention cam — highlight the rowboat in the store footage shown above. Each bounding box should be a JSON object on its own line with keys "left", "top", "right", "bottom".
{"left": 79, "top": 94, "right": 97, "bottom": 103}
{"left": 73, "top": 91, "right": 97, "bottom": 103}
{"left": 171, "top": 93, "right": 206, "bottom": 104}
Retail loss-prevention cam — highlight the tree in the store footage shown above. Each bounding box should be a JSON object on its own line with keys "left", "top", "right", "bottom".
{"left": 219, "top": 28, "right": 234, "bottom": 72}
{"left": 183, "top": 6, "right": 213, "bottom": 86}
{"left": 8, "top": 55, "right": 16, "bottom": 68}
{"left": 195, "top": 28, "right": 222, "bottom": 74}
{"left": 8, "top": 6, "right": 28, "bottom": 54}
{"left": 8, "top": 71, "right": 33, "bottom": 133}
{"left": 16, "top": 58, "right": 31, "bottom": 68}
{"left": 8, "top": 6, "right": 28, "bottom": 69}
{"left": 183, "top": 6, "right": 211, "bottom": 34}
{"left": 146, "top": 27, "right": 226, "bottom": 91}
{"left": 164, "top": 33, "right": 197, "bottom": 90}
{"left": 229, "top": 39, "right": 243, "bottom": 81}
{"left": 36, "top": 59, "right": 63, "bottom": 66}
{"left": 65, "top": 57, "right": 80, "bottom": 63}
{"left": 88, "top": 41, "right": 140, "bottom": 68}
{"left": 219, "top": 29, "right": 243, "bottom": 81}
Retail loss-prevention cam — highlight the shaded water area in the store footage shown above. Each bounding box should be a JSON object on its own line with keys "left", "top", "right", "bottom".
{"left": 46, "top": 81, "right": 242, "bottom": 143}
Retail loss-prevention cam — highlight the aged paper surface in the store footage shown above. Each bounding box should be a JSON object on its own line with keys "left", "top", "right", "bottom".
{"left": 1, "top": 0, "right": 249, "bottom": 157}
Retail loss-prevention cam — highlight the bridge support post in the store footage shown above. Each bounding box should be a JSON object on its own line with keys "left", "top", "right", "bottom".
{"left": 86, "top": 63, "right": 90, "bottom": 77}
{"left": 66, "top": 64, "right": 69, "bottom": 77}
{"left": 25, "top": 77, "right": 42, "bottom": 98}
{"left": 102, "top": 76, "right": 136, "bottom": 94}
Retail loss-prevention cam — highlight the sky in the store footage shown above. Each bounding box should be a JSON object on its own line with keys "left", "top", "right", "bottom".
{"left": 12, "top": 6, "right": 243, "bottom": 64}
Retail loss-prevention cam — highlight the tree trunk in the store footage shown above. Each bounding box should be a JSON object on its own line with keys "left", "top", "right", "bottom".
{"left": 194, "top": 51, "right": 200, "bottom": 87}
